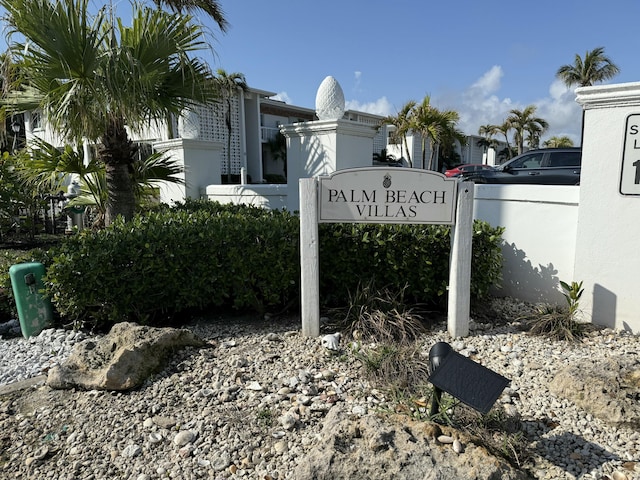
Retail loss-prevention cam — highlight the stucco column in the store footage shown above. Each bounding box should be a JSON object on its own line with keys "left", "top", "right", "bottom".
{"left": 153, "top": 138, "right": 223, "bottom": 204}
{"left": 280, "top": 119, "right": 377, "bottom": 211}
{"left": 574, "top": 81, "right": 640, "bottom": 331}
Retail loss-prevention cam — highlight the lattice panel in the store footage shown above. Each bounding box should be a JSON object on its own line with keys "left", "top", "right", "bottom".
{"left": 194, "top": 95, "right": 243, "bottom": 176}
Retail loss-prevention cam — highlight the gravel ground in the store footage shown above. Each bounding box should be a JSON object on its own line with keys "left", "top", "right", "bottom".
{"left": 0, "top": 298, "right": 638, "bottom": 480}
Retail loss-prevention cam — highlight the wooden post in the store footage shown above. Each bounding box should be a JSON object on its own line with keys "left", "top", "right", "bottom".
{"left": 448, "top": 181, "right": 474, "bottom": 338}
{"left": 299, "top": 178, "right": 320, "bottom": 337}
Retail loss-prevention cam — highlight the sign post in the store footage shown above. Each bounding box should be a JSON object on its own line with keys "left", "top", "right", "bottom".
{"left": 299, "top": 168, "right": 473, "bottom": 338}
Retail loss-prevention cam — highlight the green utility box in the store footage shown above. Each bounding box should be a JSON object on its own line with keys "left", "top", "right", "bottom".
{"left": 9, "top": 262, "right": 53, "bottom": 338}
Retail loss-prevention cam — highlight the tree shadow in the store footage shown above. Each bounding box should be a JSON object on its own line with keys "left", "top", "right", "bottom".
{"left": 496, "top": 241, "right": 564, "bottom": 304}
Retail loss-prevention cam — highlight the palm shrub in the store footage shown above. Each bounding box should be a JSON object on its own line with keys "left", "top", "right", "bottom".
{"left": 528, "top": 280, "right": 586, "bottom": 341}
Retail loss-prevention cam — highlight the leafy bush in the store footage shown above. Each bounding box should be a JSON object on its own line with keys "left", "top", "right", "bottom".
{"left": 40, "top": 200, "right": 504, "bottom": 330}
{"left": 319, "top": 221, "right": 504, "bottom": 308}
{"left": 45, "top": 203, "right": 300, "bottom": 329}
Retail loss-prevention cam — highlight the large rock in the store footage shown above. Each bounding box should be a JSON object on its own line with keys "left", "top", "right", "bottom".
{"left": 549, "top": 356, "right": 640, "bottom": 429}
{"left": 47, "top": 322, "right": 206, "bottom": 391}
{"left": 295, "top": 407, "right": 532, "bottom": 480}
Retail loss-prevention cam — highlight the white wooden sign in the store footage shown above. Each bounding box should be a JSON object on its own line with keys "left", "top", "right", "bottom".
{"left": 318, "top": 168, "right": 457, "bottom": 224}
{"left": 300, "top": 168, "right": 474, "bottom": 339}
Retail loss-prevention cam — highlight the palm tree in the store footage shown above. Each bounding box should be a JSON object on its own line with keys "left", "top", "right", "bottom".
{"left": 382, "top": 100, "right": 416, "bottom": 167}
{"left": 507, "top": 106, "right": 548, "bottom": 155}
{"left": 16, "top": 138, "right": 185, "bottom": 228}
{"left": 409, "top": 96, "right": 463, "bottom": 171}
{"left": 431, "top": 110, "right": 465, "bottom": 172}
{"left": 1, "top": 0, "right": 219, "bottom": 225}
{"left": 477, "top": 124, "right": 499, "bottom": 164}
{"left": 410, "top": 96, "right": 439, "bottom": 170}
{"left": 153, "top": 0, "right": 228, "bottom": 31}
{"left": 214, "top": 69, "right": 248, "bottom": 183}
{"left": 543, "top": 136, "right": 575, "bottom": 148}
{"left": 495, "top": 121, "right": 513, "bottom": 159}
{"left": 556, "top": 47, "right": 620, "bottom": 144}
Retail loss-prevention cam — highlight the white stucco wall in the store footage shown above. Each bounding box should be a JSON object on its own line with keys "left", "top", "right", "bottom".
{"left": 281, "top": 119, "right": 377, "bottom": 212}
{"left": 574, "top": 82, "right": 640, "bottom": 331}
{"left": 153, "top": 138, "right": 223, "bottom": 205}
{"left": 473, "top": 185, "right": 579, "bottom": 304}
{"left": 203, "top": 184, "right": 288, "bottom": 210}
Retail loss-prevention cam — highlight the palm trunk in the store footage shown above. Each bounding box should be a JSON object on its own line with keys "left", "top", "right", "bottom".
{"left": 101, "top": 118, "right": 137, "bottom": 226}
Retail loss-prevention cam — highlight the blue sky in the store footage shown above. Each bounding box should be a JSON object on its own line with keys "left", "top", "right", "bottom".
{"left": 205, "top": 0, "right": 640, "bottom": 145}
{"left": 3, "top": 0, "right": 638, "bottom": 145}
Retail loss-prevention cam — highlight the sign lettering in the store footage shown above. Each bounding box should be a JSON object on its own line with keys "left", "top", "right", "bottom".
{"left": 318, "top": 168, "right": 457, "bottom": 224}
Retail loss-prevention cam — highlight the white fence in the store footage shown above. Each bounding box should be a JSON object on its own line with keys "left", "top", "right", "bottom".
{"left": 473, "top": 184, "right": 580, "bottom": 304}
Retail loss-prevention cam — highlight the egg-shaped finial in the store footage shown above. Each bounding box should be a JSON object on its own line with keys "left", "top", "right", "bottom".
{"left": 315, "top": 76, "right": 345, "bottom": 121}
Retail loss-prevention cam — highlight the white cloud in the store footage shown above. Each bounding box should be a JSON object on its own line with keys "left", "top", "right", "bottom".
{"left": 272, "top": 91, "right": 292, "bottom": 104}
{"left": 436, "top": 67, "right": 582, "bottom": 144}
{"left": 345, "top": 96, "right": 394, "bottom": 116}
{"left": 342, "top": 67, "right": 582, "bottom": 144}
{"left": 469, "top": 65, "right": 503, "bottom": 96}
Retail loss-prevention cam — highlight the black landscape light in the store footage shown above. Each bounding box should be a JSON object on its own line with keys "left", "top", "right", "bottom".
{"left": 428, "top": 341, "right": 510, "bottom": 417}
{"left": 428, "top": 341, "right": 452, "bottom": 417}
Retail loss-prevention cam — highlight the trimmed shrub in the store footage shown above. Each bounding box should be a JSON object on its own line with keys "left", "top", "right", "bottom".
{"left": 41, "top": 200, "right": 504, "bottom": 330}
{"left": 319, "top": 221, "right": 504, "bottom": 308}
{"left": 45, "top": 204, "right": 300, "bottom": 329}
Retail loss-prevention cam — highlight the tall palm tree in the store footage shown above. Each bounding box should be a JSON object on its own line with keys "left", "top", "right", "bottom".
{"left": 382, "top": 100, "right": 416, "bottom": 167}
{"left": 1, "top": 0, "right": 219, "bottom": 225}
{"left": 477, "top": 124, "right": 499, "bottom": 164}
{"left": 410, "top": 96, "right": 439, "bottom": 170}
{"left": 495, "top": 121, "right": 513, "bottom": 159}
{"left": 430, "top": 110, "right": 465, "bottom": 172}
{"left": 556, "top": 47, "right": 620, "bottom": 144}
{"left": 214, "top": 69, "right": 248, "bottom": 183}
{"left": 410, "top": 96, "right": 463, "bottom": 171}
{"left": 507, "top": 106, "right": 548, "bottom": 155}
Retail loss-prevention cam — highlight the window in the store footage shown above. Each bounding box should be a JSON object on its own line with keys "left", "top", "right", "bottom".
{"left": 549, "top": 152, "right": 580, "bottom": 167}
{"left": 510, "top": 153, "right": 544, "bottom": 169}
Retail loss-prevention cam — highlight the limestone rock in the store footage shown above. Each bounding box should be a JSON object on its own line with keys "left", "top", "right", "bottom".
{"left": 549, "top": 356, "right": 640, "bottom": 429}
{"left": 47, "top": 322, "right": 206, "bottom": 391}
{"left": 295, "top": 407, "right": 532, "bottom": 480}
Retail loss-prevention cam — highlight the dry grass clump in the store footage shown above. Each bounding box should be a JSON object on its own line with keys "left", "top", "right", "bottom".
{"left": 328, "top": 280, "right": 427, "bottom": 345}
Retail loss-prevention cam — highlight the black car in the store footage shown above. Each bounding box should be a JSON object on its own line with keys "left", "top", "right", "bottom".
{"left": 461, "top": 148, "right": 581, "bottom": 185}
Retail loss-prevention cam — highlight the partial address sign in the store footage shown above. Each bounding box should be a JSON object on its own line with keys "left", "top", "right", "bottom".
{"left": 318, "top": 167, "right": 457, "bottom": 224}
{"left": 620, "top": 114, "right": 640, "bottom": 195}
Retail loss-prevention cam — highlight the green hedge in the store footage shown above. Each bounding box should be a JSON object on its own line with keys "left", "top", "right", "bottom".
{"left": 15, "top": 200, "right": 504, "bottom": 330}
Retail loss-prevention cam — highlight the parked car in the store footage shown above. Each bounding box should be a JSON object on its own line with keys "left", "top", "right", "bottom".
{"left": 444, "top": 164, "right": 495, "bottom": 177}
{"left": 460, "top": 148, "right": 581, "bottom": 185}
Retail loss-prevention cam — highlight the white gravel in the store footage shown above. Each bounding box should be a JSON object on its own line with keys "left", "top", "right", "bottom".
{"left": 0, "top": 298, "right": 639, "bottom": 480}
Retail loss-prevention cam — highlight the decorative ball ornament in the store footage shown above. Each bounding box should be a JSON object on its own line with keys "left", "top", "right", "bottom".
{"left": 315, "top": 76, "right": 345, "bottom": 120}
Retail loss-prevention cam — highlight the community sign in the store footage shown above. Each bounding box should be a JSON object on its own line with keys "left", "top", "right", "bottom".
{"left": 318, "top": 168, "right": 457, "bottom": 224}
